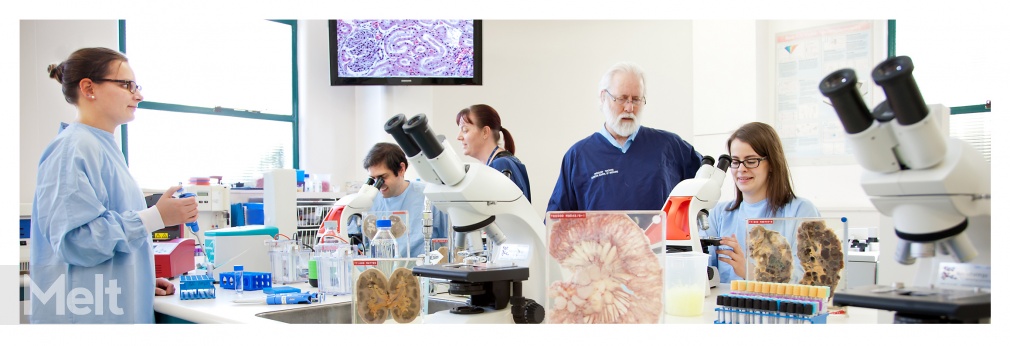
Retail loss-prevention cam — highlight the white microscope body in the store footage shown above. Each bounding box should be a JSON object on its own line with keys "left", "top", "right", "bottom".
{"left": 664, "top": 155, "right": 731, "bottom": 250}
{"left": 820, "top": 56, "right": 990, "bottom": 323}
{"left": 317, "top": 177, "right": 382, "bottom": 244}
{"left": 663, "top": 154, "right": 731, "bottom": 292}
{"left": 385, "top": 113, "right": 550, "bottom": 324}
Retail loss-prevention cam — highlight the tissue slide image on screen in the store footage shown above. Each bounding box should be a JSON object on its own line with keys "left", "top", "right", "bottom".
{"left": 335, "top": 20, "right": 475, "bottom": 78}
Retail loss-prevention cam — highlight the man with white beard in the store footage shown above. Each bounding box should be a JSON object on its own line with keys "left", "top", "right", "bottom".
{"left": 546, "top": 62, "right": 702, "bottom": 212}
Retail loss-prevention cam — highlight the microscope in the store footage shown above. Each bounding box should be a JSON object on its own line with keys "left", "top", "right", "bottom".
{"left": 819, "top": 56, "right": 991, "bottom": 323}
{"left": 385, "top": 113, "right": 549, "bottom": 324}
{"left": 663, "top": 154, "right": 732, "bottom": 292}
{"left": 316, "top": 177, "right": 383, "bottom": 247}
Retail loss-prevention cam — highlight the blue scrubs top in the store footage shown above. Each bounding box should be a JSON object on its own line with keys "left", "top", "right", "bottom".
{"left": 30, "top": 123, "right": 164, "bottom": 324}
{"left": 708, "top": 197, "right": 821, "bottom": 283}
{"left": 547, "top": 125, "right": 702, "bottom": 212}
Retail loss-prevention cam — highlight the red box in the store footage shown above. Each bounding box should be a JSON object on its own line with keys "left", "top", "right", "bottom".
{"left": 154, "top": 238, "right": 196, "bottom": 278}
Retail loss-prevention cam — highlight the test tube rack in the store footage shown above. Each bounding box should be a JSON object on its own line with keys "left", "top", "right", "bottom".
{"left": 179, "top": 275, "right": 216, "bottom": 300}
{"left": 713, "top": 280, "right": 831, "bottom": 324}
{"left": 219, "top": 271, "right": 272, "bottom": 291}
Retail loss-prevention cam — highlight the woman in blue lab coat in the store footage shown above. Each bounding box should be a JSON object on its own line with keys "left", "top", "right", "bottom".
{"left": 455, "top": 104, "right": 532, "bottom": 202}
{"left": 29, "top": 47, "right": 198, "bottom": 323}
{"left": 709, "top": 122, "right": 820, "bottom": 283}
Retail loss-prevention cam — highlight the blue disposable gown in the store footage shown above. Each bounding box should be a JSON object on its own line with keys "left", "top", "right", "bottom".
{"left": 29, "top": 123, "right": 163, "bottom": 324}
{"left": 708, "top": 197, "right": 821, "bottom": 283}
{"left": 367, "top": 180, "right": 448, "bottom": 258}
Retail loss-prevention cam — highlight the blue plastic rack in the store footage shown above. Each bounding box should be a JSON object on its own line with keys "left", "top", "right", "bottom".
{"left": 179, "top": 274, "right": 216, "bottom": 300}
{"left": 219, "top": 271, "right": 272, "bottom": 291}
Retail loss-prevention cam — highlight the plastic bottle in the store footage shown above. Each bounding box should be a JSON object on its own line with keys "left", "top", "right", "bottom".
{"left": 304, "top": 174, "right": 314, "bottom": 192}
{"left": 311, "top": 176, "right": 322, "bottom": 193}
{"left": 370, "top": 219, "right": 399, "bottom": 258}
{"left": 234, "top": 265, "right": 244, "bottom": 297}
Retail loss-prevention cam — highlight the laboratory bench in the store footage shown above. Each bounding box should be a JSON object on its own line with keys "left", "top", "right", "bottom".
{"left": 153, "top": 279, "right": 888, "bottom": 324}
{"left": 154, "top": 279, "right": 348, "bottom": 324}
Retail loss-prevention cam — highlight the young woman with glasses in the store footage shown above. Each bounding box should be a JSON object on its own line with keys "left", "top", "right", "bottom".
{"left": 30, "top": 47, "right": 198, "bottom": 323}
{"left": 456, "top": 104, "right": 532, "bottom": 202}
{"left": 708, "top": 122, "right": 820, "bottom": 283}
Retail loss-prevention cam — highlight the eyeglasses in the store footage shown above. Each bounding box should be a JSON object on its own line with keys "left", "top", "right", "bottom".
{"left": 92, "top": 78, "right": 142, "bottom": 94}
{"left": 730, "top": 157, "right": 768, "bottom": 169}
{"left": 604, "top": 89, "right": 646, "bottom": 106}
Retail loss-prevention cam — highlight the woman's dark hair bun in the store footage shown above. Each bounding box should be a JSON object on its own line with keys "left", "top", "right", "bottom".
{"left": 47, "top": 63, "right": 63, "bottom": 83}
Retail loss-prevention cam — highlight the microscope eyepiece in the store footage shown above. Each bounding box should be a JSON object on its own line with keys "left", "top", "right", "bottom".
{"left": 701, "top": 156, "right": 715, "bottom": 166}
{"left": 716, "top": 154, "right": 732, "bottom": 172}
{"left": 872, "top": 56, "right": 929, "bottom": 126}
{"left": 819, "top": 68, "right": 874, "bottom": 134}
{"left": 403, "top": 114, "right": 446, "bottom": 159}
{"left": 384, "top": 114, "right": 422, "bottom": 157}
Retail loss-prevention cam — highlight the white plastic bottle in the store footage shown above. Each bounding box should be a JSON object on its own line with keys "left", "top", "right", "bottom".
{"left": 304, "top": 174, "right": 314, "bottom": 192}
{"left": 369, "top": 219, "right": 399, "bottom": 258}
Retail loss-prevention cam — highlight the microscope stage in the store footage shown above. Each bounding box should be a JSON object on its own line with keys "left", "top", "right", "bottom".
{"left": 834, "top": 284, "right": 990, "bottom": 322}
{"left": 412, "top": 264, "right": 529, "bottom": 283}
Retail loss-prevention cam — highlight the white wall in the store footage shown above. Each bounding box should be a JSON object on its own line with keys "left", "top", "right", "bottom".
{"left": 762, "top": 20, "right": 889, "bottom": 211}
{"left": 19, "top": 19, "right": 882, "bottom": 221}
{"left": 296, "top": 20, "right": 357, "bottom": 192}
{"left": 20, "top": 19, "right": 885, "bottom": 219}
{"left": 691, "top": 20, "right": 763, "bottom": 204}
{"left": 20, "top": 20, "right": 120, "bottom": 206}
{"left": 303, "top": 20, "right": 696, "bottom": 218}
{"left": 427, "top": 20, "right": 695, "bottom": 218}
{"left": 25, "top": 18, "right": 996, "bottom": 292}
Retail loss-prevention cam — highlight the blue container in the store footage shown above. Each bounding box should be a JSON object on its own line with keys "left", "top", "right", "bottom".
{"left": 20, "top": 219, "right": 30, "bottom": 239}
{"left": 231, "top": 203, "right": 246, "bottom": 226}
{"left": 246, "top": 203, "right": 264, "bottom": 225}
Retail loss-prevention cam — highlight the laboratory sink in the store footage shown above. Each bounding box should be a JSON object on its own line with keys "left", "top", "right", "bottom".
{"left": 255, "top": 302, "right": 354, "bottom": 324}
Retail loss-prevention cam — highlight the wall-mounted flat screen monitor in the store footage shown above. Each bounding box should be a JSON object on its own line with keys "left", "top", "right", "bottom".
{"left": 328, "top": 19, "right": 482, "bottom": 86}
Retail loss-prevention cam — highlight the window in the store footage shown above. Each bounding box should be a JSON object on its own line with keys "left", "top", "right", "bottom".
{"left": 121, "top": 20, "right": 298, "bottom": 188}
{"left": 892, "top": 19, "right": 993, "bottom": 161}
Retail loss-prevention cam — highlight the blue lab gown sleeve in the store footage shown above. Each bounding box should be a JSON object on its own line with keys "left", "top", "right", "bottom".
{"left": 35, "top": 151, "right": 149, "bottom": 267}
{"left": 29, "top": 123, "right": 156, "bottom": 323}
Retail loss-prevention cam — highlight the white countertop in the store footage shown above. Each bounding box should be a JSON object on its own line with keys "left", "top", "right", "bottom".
{"left": 154, "top": 280, "right": 885, "bottom": 324}
{"left": 153, "top": 279, "right": 352, "bottom": 324}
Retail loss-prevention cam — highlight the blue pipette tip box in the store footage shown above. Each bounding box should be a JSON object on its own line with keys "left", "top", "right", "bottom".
{"left": 179, "top": 274, "right": 216, "bottom": 300}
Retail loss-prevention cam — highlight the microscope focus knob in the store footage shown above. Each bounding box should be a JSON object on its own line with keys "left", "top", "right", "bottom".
{"left": 511, "top": 298, "right": 545, "bottom": 324}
